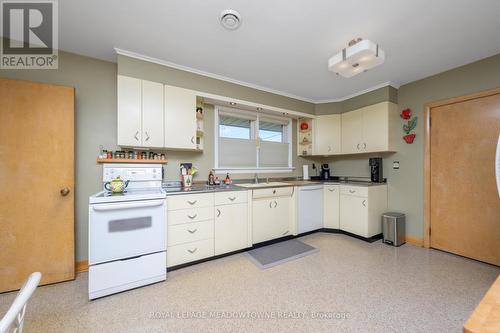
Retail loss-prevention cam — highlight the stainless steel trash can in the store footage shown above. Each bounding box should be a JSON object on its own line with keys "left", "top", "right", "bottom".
{"left": 382, "top": 212, "right": 405, "bottom": 246}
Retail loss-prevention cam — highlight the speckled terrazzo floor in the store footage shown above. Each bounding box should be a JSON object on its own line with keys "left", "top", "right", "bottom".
{"left": 1, "top": 233, "right": 498, "bottom": 333}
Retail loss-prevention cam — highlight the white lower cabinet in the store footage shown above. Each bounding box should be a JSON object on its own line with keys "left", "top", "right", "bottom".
{"left": 214, "top": 202, "right": 248, "bottom": 255}
{"left": 167, "top": 239, "right": 214, "bottom": 267}
{"left": 252, "top": 196, "right": 291, "bottom": 244}
{"left": 167, "top": 191, "right": 250, "bottom": 267}
{"left": 323, "top": 184, "right": 340, "bottom": 229}
{"left": 339, "top": 185, "right": 387, "bottom": 238}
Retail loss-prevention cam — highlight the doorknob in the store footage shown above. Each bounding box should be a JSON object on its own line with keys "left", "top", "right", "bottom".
{"left": 60, "top": 187, "right": 70, "bottom": 196}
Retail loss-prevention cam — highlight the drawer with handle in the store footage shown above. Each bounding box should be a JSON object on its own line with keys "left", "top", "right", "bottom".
{"left": 167, "top": 206, "right": 213, "bottom": 226}
{"left": 340, "top": 185, "right": 368, "bottom": 197}
{"left": 252, "top": 186, "right": 293, "bottom": 199}
{"left": 167, "top": 220, "right": 213, "bottom": 246}
{"left": 214, "top": 191, "right": 247, "bottom": 205}
{"left": 167, "top": 238, "right": 214, "bottom": 267}
{"left": 167, "top": 193, "right": 214, "bottom": 211}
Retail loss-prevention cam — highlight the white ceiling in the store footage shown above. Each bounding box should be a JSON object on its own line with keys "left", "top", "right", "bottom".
{"left": 58, "top": 0, "right": 500, "bottom": 102}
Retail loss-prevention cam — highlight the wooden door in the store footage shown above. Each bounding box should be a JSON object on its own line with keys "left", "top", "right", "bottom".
{"left": 0, "top": 78, "right": 75, "bottom": 292}
{"left": 314, "top": 114, "right": 341, "bottom": 154}
{"left": 142, "top": 80, "right": 164, "bottom": 148}
{"left": 362, "top": 102, "right": 389, "bottom": 152}
{"left": 117, "top": 75, "right": 142, "bottom": 146}
{"left": 323, "top": 185, "right": 340, "bottom": 229}
{"left": 430, "top": 92, "right": 500, "bottom": 265}
{"left": 164, "top": 85, "right": 197, "bottom": 150}
{"left": 341, "top": 109, "right": 363, "bottom": 153}
{"left": 214, "top": 203, "right": 248, "bottom": 255}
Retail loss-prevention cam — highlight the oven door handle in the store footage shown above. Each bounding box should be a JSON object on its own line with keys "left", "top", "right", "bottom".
{"left": 92, "top": 200, "right": 165, "bottom": 211}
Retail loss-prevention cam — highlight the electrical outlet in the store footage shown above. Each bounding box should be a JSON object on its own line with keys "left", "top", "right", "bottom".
{"left": 393, "top": 161, "right": 400, "bottom": 169}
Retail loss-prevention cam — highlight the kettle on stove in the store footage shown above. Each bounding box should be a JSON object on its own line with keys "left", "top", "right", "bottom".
{"left": 104, "top": 176, "right": 129, "bottom": 193}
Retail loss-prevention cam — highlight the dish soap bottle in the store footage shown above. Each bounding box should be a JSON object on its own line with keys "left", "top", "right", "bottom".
{"left": 224, "top": 173, "right": 231, "bottom": 185}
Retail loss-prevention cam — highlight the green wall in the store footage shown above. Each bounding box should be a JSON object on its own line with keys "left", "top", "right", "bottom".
{"left": 322, "top": 53, "right": 500, "bottom": 239}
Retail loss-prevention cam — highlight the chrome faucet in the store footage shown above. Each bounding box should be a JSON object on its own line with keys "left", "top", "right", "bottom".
{"left": 254, "top": 173, "right": 259, "bottom": 184}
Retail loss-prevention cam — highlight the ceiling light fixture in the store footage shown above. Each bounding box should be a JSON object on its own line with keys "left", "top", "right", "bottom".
{"left": 328, "top": 38, "right": 385, "bottom": 78}
{"left": 220, "top": 9, "right": 241, "bottom": 30}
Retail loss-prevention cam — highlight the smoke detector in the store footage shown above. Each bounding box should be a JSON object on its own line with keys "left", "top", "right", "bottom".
{"left": 220, "top": 9, "right": 241, "bottom": 30}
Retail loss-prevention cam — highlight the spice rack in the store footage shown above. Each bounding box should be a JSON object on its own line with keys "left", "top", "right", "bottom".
{"left": 96, "top": 158, "right": 167, "bottom": 164}
{"left": 297, "top": 117, "right": 313, "bottom": 156}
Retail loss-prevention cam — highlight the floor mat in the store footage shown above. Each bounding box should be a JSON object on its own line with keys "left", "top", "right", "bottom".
{"left": 246, "top": 239, "right": 319, "bottom": 269}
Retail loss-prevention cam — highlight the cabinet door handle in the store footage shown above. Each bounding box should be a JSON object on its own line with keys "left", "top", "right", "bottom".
{"left": 282, "top": 230, "right": 289, "bottom": 236}
{"left": 349, "top": 190, "right": 356, "bottom": 194}
{"left": 145, "top": 131, "right": 150, "bottom": 141}
{"left": 328, "top": 188, "right": 335, "bottom": 192}
{"left": 228, "top": 196, "right": 236, "bottom": 201}
{"left": 187, "top": 200, "right": 197, "bottom": 205}
{"left": 187, "top": 248, "right": 198, "bottom": 254}
{"left": 269, "top": 201, "right": 273, "bottom": 208}
{"left": 187, "top": 214, "right": 197, "bottom": 219}
{"left": 187, "top": 228, "right": 197, "bottom": 234}
{"left": 363, "top": 142, "right": 367, "bottom": 149}
{"left": 362, "top": 200, "right": 366, "bottom": 207}
{"left": 134, "top": 131, "right": 139, "bottom": 141}
{"left": 273, "top": 201, "right": 278, "bottom": 208}
{"left": 191, "top": 136, "right": 195, "bottom": 144}
{"left": 216, "top": 208, "right": 221, "bottom": 217}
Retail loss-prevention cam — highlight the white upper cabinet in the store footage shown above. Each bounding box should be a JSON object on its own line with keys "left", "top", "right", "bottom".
{"left": 314, "top": 114, "right": 341, "bottom": 155}
{"left": 341, "top": 101, "right": 398, "bottom": 154}
{"left": 117, "top": 76, "right": 164, "bottom": 148}
{"left": 117, "top": 75, "right": 142, "bottom": 146}
{"left": 340, "top": 109, "right": 363, "bottom": 153}
{"left": 142, "top": 80, "right": 164, "bottom": 148}
{"left": 164, "top": 85, "right": 197, "bottom": 150}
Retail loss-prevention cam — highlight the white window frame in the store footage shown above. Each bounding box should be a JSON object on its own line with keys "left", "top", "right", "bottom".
{"left": 214, "top": 106, "right": 294, "bottom": 174}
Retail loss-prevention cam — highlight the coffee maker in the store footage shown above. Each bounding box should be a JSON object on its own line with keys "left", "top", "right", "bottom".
{"left": 369, "top": 158, "right": 383, "bottom": 183}
{"left": 320, "top": 164, "right": 330, "bottom": 180}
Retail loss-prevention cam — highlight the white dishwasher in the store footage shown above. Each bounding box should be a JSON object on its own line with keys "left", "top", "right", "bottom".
{"left": 297, "top": 185, "right": 324, "bottom": 233}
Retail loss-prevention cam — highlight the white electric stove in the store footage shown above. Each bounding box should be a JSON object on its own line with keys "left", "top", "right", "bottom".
{"left": 88, "top": 164, "right": 167, "bottom": 300}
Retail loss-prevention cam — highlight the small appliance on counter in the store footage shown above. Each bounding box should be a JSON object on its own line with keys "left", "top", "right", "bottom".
{"left": 320, "top": 164, "right": 331, "bottom": 180}
{"left": 302, "top": 164, "right": 309, "bottom": 180}
{"left": 369, "top": 157, "right": 384, "bottom": 183}
{"left": 88, "top": 164, "right": 167, "bottom": 300}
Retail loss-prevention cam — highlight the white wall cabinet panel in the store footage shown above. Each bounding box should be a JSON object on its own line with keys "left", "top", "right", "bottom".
{"left": 117, "top": 75, "right": 142, "bottom": 146}
{"left": 323, "top": 184, "right": 340, "bottom": 229}
{"left": 164, "top": 85, "right": 197, "bottom": 150}
{"left": 340, "top": 102, "right": 398, "bottom": 154}
{"left": 341, "top": 109, "right": 363, "bottom": 153}
{"left": 314, "top": 114, "right": 341, "bottom": 155}
{"left": 141, "top": 80, "right": 164, "bottom": 148}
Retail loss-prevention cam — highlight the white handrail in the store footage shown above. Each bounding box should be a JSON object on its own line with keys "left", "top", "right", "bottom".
{"left": 0, "top": 272, "right": 41, "bottom": 333}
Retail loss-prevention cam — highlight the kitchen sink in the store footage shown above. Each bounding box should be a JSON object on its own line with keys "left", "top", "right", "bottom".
{"left": 235, "top": 182, "right": 290, "bottom": 188}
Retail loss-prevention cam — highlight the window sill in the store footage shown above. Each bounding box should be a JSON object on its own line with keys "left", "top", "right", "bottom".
{"left": 214, "top": 167, "right": 295, "bottom": 174}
